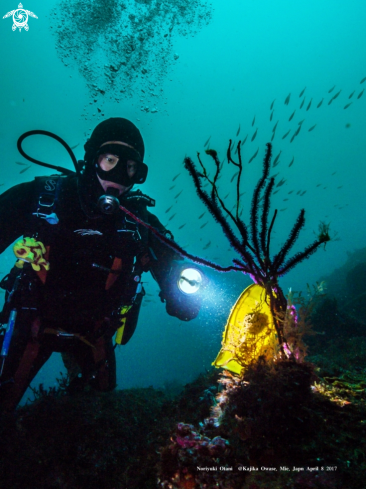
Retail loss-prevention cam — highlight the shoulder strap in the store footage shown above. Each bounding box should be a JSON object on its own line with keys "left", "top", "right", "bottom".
{"left": 32, "top": 176, "right": 64, "bottom": 226}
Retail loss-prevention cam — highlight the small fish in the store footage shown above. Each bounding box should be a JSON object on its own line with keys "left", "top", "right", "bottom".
{"left": 15, "top": 161, "right": 28, "bottom": 166}
{"left": 290, "top": 133, "right": 296, "bottom": 143}
{"left": 251, "top": 128, "right": 258, "bottom": 142}
{"left": 272, "top": 172, "right": 279, "bottom": 178}
{"left": 293, "top": 125, "right": 301, "bottom": 137}
{"left": 298, "top": 119, "right": 305, "bottom": 125}
{"left": 289, "top": 157, "right": 294, "bottom": 167}
{"left": 328, "top": 97, "right": 334, "bottom": 106}
{"left": 344, "top": 102, "right": 352, "bottom": 109}
{"left": 204, "top": 136, "right": 211, "bottom": 147}
{"left": 308, "top": 124, "right": 317, "bottom": 132}
{"left": 348, "top": 90, "right": 355, "bottom": 99}
{"left": 272, "top": 121, "right": 278, "bottom": 133}
{"left": 332, "top": 89, "right": 342, "bottom": 100}
{"left": 178, "top": 224, "right": 186, "bottom": 229}
{"left": 252, "top": 116, "right": 255, "bottom": 126}
{"left": 337, "top": 185, "right": 343, "bottom": 189}
{"left": 270, "top": 110, "right": 274, "bottom": 121}
{"left": 331, "top": 172, "right": 337, "bottom": 175}
{"left": 169, "top": 185, "right": 176, "bottom": 190}
{"left": 165, "top": 205, "right": 173, "bottom": 213}
{"left": 316, "top": 184, "right": 321, "bottom": 187}
{"left": 174, "top": 190, "right": 183, "bottom": 199}
{"left": 200, "top": 222, "right": 208, "bottom": 229}
{"left": 300, "top": 97, "right": 305, "bottom": 109}
{"left": 236, "top": 124, "right": 241, "bottom": 136}
{"left": 288, "top": 190, "right": 294, "bottom": 194}
{"left": 280, "top": 208, "right": 287, "bottom": 212}
{"left": 360, "top": 77, "right": 366, "bottom": 84}
{"left": 248, "top": 148, "right": 259, "bottom": 163}
{"left": 283, "top": 198, "right": 289, "bottom": 201}
{"left": 289, "top": 110, "right": 296, "bottom": 121}
{"left": 203, "top": 241, "right": 211, "bottom": 250}
{"left": 273, "top": 190, "right": 280, "bottom": 195}
{"left": 276, "top": 178, "right": 286, "bottom": 188}
{"left": 271, "top": 132, "right": 275, "bottom": 142}
{"left": 300, "top": 190, "right": 307, "bottom": 196}
{"left": 172, "top": 173, "right": 181, "bottom": 181}
{"left": 270, "top": 99, "right": 275, "bottom": 110}
{"left": 20, "top": 165, "right": 31, "bottom": 174}
{"left": 71, "top": 143, "right": 79, "bottom": 150}
{"left": 317, "top": 99, "right": 323, "bottom": 108}
{"left": 299, "top": 87, "right": 306, "bottom": 97}
{"left": 328, "top": 85, "right": 335, "bottom": 93}
{"left": 282, "top": 129, "right": 291, "bottom": 140}
{"left": 241, "top": 135, "right": 248, "bottom": 145}
{"left": 198, "top": 212, "right": 206, "bottom": 219}
{"left": 168, "top": 213, "right": 176, "bottom": 221}
{"left": 357, "top": 89, "right": 364, "bottom": 99}
{"left": 306, "top": 99, "right": 312, "bottom": 111}
{"left": 230, "top": 171, "right": 239, "bottom": 183}
{"left": 272, "top": 150, "right": 281, "bottom": 167}
{"left": 284, "top": 93, "right": 291, "bottom": 105}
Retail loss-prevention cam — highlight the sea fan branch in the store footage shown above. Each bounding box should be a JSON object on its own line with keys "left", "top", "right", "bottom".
{"left": 119, "top": 204, "right": 241, "bottom": 273}
{"left": 272, "top": 209, "right": 305, "bottom": 271}
{"left": 250, "top": 143, "right": 272, "bottom": 261}
{"left": 277, "top": 239, "right": 324, "bottom": 276}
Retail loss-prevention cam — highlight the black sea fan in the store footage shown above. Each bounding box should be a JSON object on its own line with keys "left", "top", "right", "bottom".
{"left": 119, "top": 140, "right": 332, "bottom": 357}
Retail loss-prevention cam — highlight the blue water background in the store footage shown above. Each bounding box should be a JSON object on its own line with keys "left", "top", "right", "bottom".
{"left": 0, "top": 0, "right": 365, "bottom": 404}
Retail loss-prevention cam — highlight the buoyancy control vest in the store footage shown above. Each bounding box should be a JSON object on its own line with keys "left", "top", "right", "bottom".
{"left": 24, "top": 175, "right": 159, "bottom": 340}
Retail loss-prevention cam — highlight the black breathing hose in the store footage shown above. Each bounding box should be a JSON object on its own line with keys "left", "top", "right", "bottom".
{"left": 17, "top": 130, "right": 80, "bottom": 176}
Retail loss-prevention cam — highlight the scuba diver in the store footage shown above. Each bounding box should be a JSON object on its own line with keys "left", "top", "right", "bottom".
{"left": 0, "top": 117, "right": 202, "bottom": 412}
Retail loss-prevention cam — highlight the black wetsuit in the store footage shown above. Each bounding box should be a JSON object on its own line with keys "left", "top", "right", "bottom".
{"left": 0, "top": 174, "right": 183, "bottom": 411}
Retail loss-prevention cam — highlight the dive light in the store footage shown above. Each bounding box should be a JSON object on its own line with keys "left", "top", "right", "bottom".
{"left": 177, "top": 267, "right": 203, "bottom": 295}
{"left": 163, "top": 263, "right": 207, "bottom": 321}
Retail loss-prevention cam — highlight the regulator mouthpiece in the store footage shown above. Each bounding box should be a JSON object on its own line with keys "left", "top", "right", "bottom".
{"left": 97, "top": 187, "right": 120, "bottom": 214}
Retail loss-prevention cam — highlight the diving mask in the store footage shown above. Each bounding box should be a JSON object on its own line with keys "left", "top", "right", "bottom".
{"left": 95, "top": 143, "right": 148, "bottom": 187}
